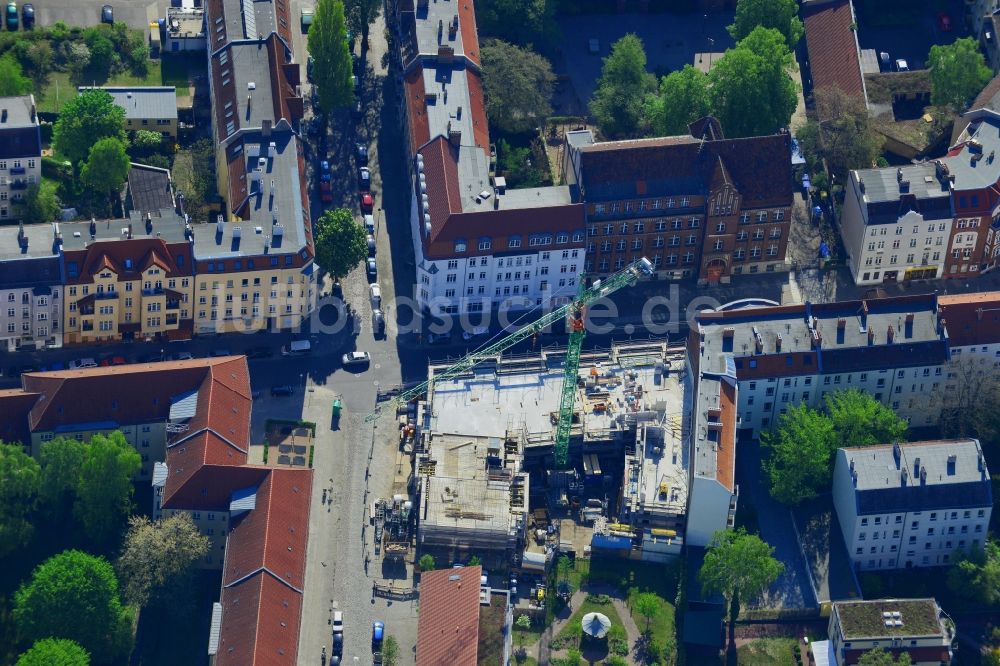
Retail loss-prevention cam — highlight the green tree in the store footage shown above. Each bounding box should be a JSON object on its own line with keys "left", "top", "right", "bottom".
{"left": 710, "top": 26, "right": 797, "bottom": 138}
{"left": 947, "top": 540, "right": 1000, "bottom": 606}
{"left": 308, "top": 0, "right": 354, "bottom": 112}
{"left": 762, "top": 403, "right": 837, "bottom": 505}
{"left": 38, "top": 438, "right": 86, "bottom": 522}
{"left": 857, "top": 648, "right": 912, "bottom": 666}
{"left": 314, "top": 208, "right": 368, "bottom": 282}
{"left": 14, "top": 550, "right": 134, "bottom": 663}
{"left": 53, "top": 89, "right": 126, "bottom": 167}
{"left": 74, "top": 432, "right": 141, "bottom": 549}
{"left": 129, "top": 130, "right": 164, "bottom": 155}
{"left": 0, "top": 443, "right": 41, "bottom": 558}
{"left": 468, "top": 555, "right": 481, "bottom": 566}
{"left": 481, "top": 39, "right": 555, "bottom": 134}
{"left": 0, "top": 53, "right": 33, "bottom": 96}
{"left": 633, "top": 592, "right": 660, "bottom": 634}
{"left": 929, "top": 37, "right": 992, "bottom": 109}
{"left": 646, "top": 65, "right": 711, "bottom": 136}
{"left": 15, "top": 638, "right": 90, "bottom": 666}
{"left": 13, "top": 40, "right": 54, "bottom": 88}
{"left": 116, "top": 514, "right": 210, "bottom": 608}
{"left": 82, "top": 28, "right": 117, "bottom": 81}
{"left": 826, "top": 388, "right": 908, "bottom": 447}
{"left": 699, "top": 528, "right": 784, "bottom": 651}
{"left": 476, "top": 0, "right": 557, "bottom": 50}
{"left": 514, "top": 613, "right": 531, "bottom": 651}
{"left": 344, "top": 0, "right": 381, "bottom": 45}
{"left": 381, "top": 636, "right": 399, "bottom": 666}
{"left": 564, "top": 648, "right": 583, "bottom": 666}
{"left": 418, "top": 554, "right": 436, "bottom": 572}
{"left": 728, "top": 0, "right": 804, "bottom": 48}
{"left": 589, "top": 34, "right": 656, "bottom": 139}
{"left": 81, "top": 137, "right": 131, "bottom": 209}
{"left": 19, "top": 181, "right": 61, "bottom": 226}
{"left": 796, "top": 87, "right": 884, "bottom": 180}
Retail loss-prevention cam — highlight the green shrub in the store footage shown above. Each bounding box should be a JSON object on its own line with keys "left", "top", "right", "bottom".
{"left": 585, "top": 593, "right": 611, "bottom": 605}
{"left": 41, "top": 156, "right": 71, "bottom": 180}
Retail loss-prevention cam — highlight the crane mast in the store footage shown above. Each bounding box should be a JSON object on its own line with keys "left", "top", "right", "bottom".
{"left": 366, "top": 257, "right": 654, "bottom": 468}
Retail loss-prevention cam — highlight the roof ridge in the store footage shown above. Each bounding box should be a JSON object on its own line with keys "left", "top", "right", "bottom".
{"left": 223, "top": 565, "right": 305, "bottom": 595}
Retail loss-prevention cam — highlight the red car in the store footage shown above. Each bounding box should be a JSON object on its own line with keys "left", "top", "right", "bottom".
{"left": 937, "top": 12, "right": 952, "bottom": 32}
{"left": 360, "top": 192, "right": 374, "bottom": 212}
{"left": 100, "top": 355, "right": 127, "bottom": 366}
{"left": 320, "top": 180, "right": 333, "bottom": 204}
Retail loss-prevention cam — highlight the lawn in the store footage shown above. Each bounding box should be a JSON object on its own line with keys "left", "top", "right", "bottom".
{"left": 552, "top": 595, "right": 624, "bottom": 650}
{"left": 736, "top": 637, "right": 799, "bottom": 666}
{"left": 627, "top": 587, "right": 676, "bottom": 651}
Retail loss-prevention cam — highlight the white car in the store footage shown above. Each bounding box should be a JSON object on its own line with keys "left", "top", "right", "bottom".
{"left": 364, "top": 214, "right": 375, "bottom": 233}
{"left": 369, "top": 283, "right": 381, "bottom": 308}
{"left": 342, "top": 351, "right": 371, "bottom": 367}
{"left": 69, "top": 358, "right": 98, "bottom": 369}
{"left": 332, "top": 611, "right": 344, "bottom": 634}
{"left": 173, "top": 351, "right": 194, "bottom": 361}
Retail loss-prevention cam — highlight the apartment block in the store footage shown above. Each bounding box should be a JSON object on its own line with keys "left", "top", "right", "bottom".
{"left": 81, "top": 86, "right": 179, "bottom": 139}
{"left": 0, "top": 224, "right": 63, "bottom": 351}
{"left": 564, "top": 117, "right": 793, "bottom": 283}
{"left": 0, "top": 95, "right": 41, "bottom": 222}
{"left": 832, "top": 439, "right": 992, "bottom": 571}
{"left": 394, "top": 0, "right": 586, "bottom": 315}
{"left": 818, "top": 598, "right": 954, "bottom": 665}
{"left": 843, "top": 109, "right": 1000, "bottom": 285}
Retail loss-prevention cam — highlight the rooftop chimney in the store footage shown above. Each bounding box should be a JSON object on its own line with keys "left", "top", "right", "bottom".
{"left": 1, "top": 108, "right": 7, "bottom": 123}
{"left": 896, "top": 168, "right": 903, "bottom": 182}
{"left": 868, "top": 327, "right": 875, "bottom": 346}
{"left": 892, "top": 442, "right": 902, "bottom": 468}
{"left": 886, "top": 324, "right": 895, "bottom": 344}
{"left": 262, "top": 119, "right": 272, "bottom": 137}
{"left": 904, "top": 312, "right": 914, "bottom": 338}
{"left": 127, "top": 223, "right": 133, "bottom": 239}
{"left": 859, "top": 178, "right": 865, "bottom": 193}
{"left": 775, "top": 334, "right": 782, "bottom": 352}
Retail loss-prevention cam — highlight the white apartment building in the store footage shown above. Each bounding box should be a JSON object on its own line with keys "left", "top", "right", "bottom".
{"left": 832, "top": 439, "right": 992, "bottom": 571}
{"left": 0, "top": 95, "right": 41, "bottom": 221}
{"left": 0, "top": 226, "right": 62, "bottom": 351}
{"left": 817, "top": 598, "right": 954, "bottom": 666}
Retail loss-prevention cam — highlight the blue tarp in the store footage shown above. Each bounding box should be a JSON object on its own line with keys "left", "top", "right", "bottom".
{"left": 819, "top": 242, "right": 831, "bottom": 258}
{"left": 592, "top": 534, "right": 631, "bottom": 551}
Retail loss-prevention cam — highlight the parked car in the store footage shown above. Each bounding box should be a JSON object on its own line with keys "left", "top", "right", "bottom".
{"left": 270, "top": 385, "right": 294, "bottom": 396}
{"left": 172, "top": 351, "right": 194, "bottom": 361}
{"left": 352, "top": 74, "right": 361, "bottom": 95}
{"left": 372, "top": 309, "right": 385, "bottom": 338}
{"left": 352, "top": 99, "right": 363, "bottom": 119}
{"left": 6, "top": 1, "right": 18, "bottom": 30}
{"left": 359, "top": 167, "right": 371, "bottom": 190}
{"left": 367, "top": 257, "right": 377, "bottom": 281}
{"left": 364, "top": 214, "right": 375, "bottom": 233}
{"left": 372, "top": 621, "right": 384, "bottom": 649}
{"left": 369, "top": 283, "right": 381, "bottom": 308}
{"left": 895, "top": 59, "right": 909, "bottom": 72}
{"left": 69, "top": 358, "right": 98, "bottom": 369}
{"left": 319, "top": 160, "right": 331, "bottom": 182}
{"left": 101, "top": 4, "right": 113, "bottom": 23}
{"left": 320, "top": 179, "right": 333, "bottom": 204}
{"left": 306, "top": 55, "right": 314, "bottom": 82}
{"left": 332, "top": 632, "right": 344, "bottom": 656}
{"left": 879, "top": 51, "right": 890, "bottom": 72}
{"left": 366, "top": 233, "right": 376, "bottom": 256}
{"left": 21, "top": 2, "right": 32, "bottom": 28}
{"left": 360, "top": 192, "right": 374, "bottom": 213}
{"left": 210, "top": 349, "right": 231, "bottom": 357}
{"left": 245, "top": 346, "right": 273, "bottom": 359}
{"left": 332, "top": 611, "right": 344, "bottom": 634}
{"left": 342, "top": 351, "right": 371, "bottom": 367}
{"left": 100, "top": 355, "right": 127, "bottom": 366}
{"left": 356, "top": 143, "right": 368, "bottom": 165}
{"left": 937, "top": 12, "right": 952, "bottom": 32}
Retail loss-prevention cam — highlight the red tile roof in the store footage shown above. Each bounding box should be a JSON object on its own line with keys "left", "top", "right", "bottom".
{"left": 717, "top": 381, "right": 737, "bottom": 492}
{"left": 405, "top": 66, "right": 431, "bottom": 154}
{"left": 938, "top": 292, "right": 1000, "bottom": 347}
{"left": 458, "top": 0, "right": 481, "bottom": 66}
{"left": 465, "top": 70, "right": 490, "bottom": 151}
{"left": 0, "top": 390, "right": 39, "bottom": 447}
{"left": 416, "top": 566, "right": 482, "bottom": 666}
{"left": 216, "top": 467, "right": 312, "bottom": 666}
{"left": 62, "top": 237, "right": 192, "bottom": 284}
{"left": 802, "top": 0, "right": 866, "bottom": 104}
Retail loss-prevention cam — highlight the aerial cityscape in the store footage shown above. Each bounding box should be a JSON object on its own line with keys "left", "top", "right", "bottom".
{"left": 1, "top": 0, "right": 1000, "bottom": 665}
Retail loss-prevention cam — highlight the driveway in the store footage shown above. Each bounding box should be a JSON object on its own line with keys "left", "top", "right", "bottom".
{"left": 30, "top": 0, "right": 166, "bottom": 30}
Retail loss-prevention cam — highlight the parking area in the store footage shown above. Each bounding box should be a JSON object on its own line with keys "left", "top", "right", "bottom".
{"left": 18, "top": 0, "right": 167, "bottom": 30}
{"left": 554, "top": 10, "right": 735, "bottom": 109}
{"left": 854, "top": 0, "right": 970, "bottom": 70}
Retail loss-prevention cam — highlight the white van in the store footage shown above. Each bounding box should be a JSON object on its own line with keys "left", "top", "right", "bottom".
{"left": 281, "top": 339, "right": 312, "bottom": 356}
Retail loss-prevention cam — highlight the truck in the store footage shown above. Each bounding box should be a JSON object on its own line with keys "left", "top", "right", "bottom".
{"left": 281, "top": 339, "right": 312, "bottom": 356}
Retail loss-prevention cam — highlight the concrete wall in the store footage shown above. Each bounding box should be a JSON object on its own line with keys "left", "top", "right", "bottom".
{"left": 686, "top": 476, "right": 733, "bottom": 547}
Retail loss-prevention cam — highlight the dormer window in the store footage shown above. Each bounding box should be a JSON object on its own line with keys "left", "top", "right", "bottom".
{"left": 454, "top": 239, "right": 467, "bottom": 253}
{"left": 124, "top": 259, "right": 133, "bottom": 270}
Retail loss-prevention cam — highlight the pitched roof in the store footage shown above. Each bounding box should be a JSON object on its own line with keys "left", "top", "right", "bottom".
{"left": 0, "top": 95, "right": 41, "bottom": 160}
{"left": 0, "top": 390, "right": 40, "bottom": 447}
{"left": 62, "top": 237, "right": 193, "bottom": 284}
{"left": 416, "top": 566, "right": 482, "bottom": 666}
{"left": 937, "top": 292, "right": 1000, "bottom": 347}
{"left": 952, "top": 73, "right": 1000, "bottom": 144}
{"left": 215, "top": 468, "right": 312, "bottom": 666}
{"left": 802, "top": 0, "right": 867, "bottom": 106}
{"left": 84, "top": 86, "right": 178, "bottom": 120}
{"left": 126, "top": 163, "right": 174, "bottom": 217}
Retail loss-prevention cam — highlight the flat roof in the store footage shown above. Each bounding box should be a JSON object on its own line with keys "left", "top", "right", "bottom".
{"left": 166, "top": 7, "right": 206, "bottom": 37}
{"left": 83, "top": 86, "right": 178, "bottom": 120}
{"left": 834, "top": 599, "right": 944, "bottom": 639}
{"left": 0, "top": 95, "right": 37, "bottom": 128}
{"left": 844, "top": 439, "right": 987, "bottom": 491}
{"left": 853, "top": 163, "right": 949, "bottom": 204}
{"left": 946, "top": 111, "right": 1000, "bottom": 191}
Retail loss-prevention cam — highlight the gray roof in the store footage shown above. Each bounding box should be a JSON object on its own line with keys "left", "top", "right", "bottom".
{"left": 0, "top": 255, "right": 62, "bottom": 289}
{"left": 945, "top": 109, "right": 1000, "bottom": 191}
{"left": 489, "top": 185, "right": 574, "bottom": 211}
{"left": 56, "top": 210, "right": 190, "bottom": 251}
{"left": 0, "top": 95, "right": 38, "bottom": 128}
{"left": 166, "top": 6, "right": 205, "bottom": 38}
{"left": 126, "top": 164, "right": 175, "bottom": 217}
{"left": 83, "top": 87, "right": 178, "bottom": 121}
{"left": 412, "top": 0, "right": 471, "bottom": 58}
{"left": 222, "top": 0, "right": 278, "bottom": 41}
{"left": 853, "top": 163, "right": 949, "bottom": 204}
{"left": 566, "top": 129, "right": 595, "bottom": 150}
{"left": 0, "top": 224, "right": 63, "bottom": 261}
{"left": 228, "top": 43, "right": 280, "bottom": 129}
{"left": 840, "top": 439, "right": 993, "bottom": 514}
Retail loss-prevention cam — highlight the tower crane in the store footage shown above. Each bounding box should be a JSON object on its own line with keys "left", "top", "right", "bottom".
{"left": 365, "top": 257, "right": 654, "bottom": 468}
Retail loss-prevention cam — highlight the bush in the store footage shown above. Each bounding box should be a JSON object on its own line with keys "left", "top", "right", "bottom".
{"left": 586, "top": 593, "right": 612, "bottom": 605}
{"left": 42, "top": 155, "right": 72, "bottom": 180}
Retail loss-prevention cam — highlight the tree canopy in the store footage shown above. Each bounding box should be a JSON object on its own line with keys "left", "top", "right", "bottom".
{"left": 589, "top": 34, "right": 657, "bottom": 139}
{"left": 117, "top": 514, "right": 210, "bottom": 608}
{"left": 53, "top": 89, "right": 126, "bottom": 167}
{"left": 947, "top": 540, "right": 1000, "bottom": 606}
{"left": 646, "top": 65, "right": 712, "bottom": 137}
{"left": 73, "top": 432, "right": 141, "bottom": 548}
{"left": 14, "top": 550, "right": 133, "bottom": 663}
{"left": 418, "top": 554, "right": 436, "bottom": 572}
{"left": 481, "top": 39, "right": 555, "bottom": 134}
{"left": 38, "top": 438, "right": 86, "bottom": 522}
{"left": 314, "top": 208, "right": 368, "bottom": 282}
{"left": 825, "top": 388, "right": 908, "bottom": 447}
{"left": 15, "top": 638, "right": 90, "bottom": 666}
{"left": 0, "top": 53, "right": 32, "bottom": 96}
{"left": 80, "top": 137, "right": 131, "bottom": 203}
{"left": 797, "top": 87, "right": 884, "bottom": 180}
{"left": 728, "top": 0, "right": 804, "bottom": 48}
{"left": 632, "top": 592, "right": 661, "bottom": 634}
{"left": 344, "top": 0, "right": 381, "bottom": 44}
{"left": 928, "top": 37, "right": 992, "bottom": 109}
{"left": 475, "top": 0, "right": 557, "bottom": 50}
{"left": 710, "top": 27, "right": 797, "bottom": 138}
{"left": 857, "top": 649, "right": 912, "bottom": 666}
{"left": 0, "top": 443, "right": 41, "bottom": 558}
{"left": 308, "top": 0, "right": 354, "bottom": 112}
{"left": 19, "top": 181, "right": 62, "bottom": 226}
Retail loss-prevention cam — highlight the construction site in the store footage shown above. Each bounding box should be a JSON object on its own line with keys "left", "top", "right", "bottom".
{"left": 409, "top": 340, "right": 691, "bottom": 568}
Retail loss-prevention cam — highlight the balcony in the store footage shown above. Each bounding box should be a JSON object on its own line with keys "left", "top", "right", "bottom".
{"left": 142, "top": 288, "right": 165, "bottom": 297}
{"left": 82, "top": 322, "right": 94, "bottom": 332}
{"left": 166, "top": 300, "right": 180, "bottom": 310}
{"left": 9, "top": 179, "right": 28, "bottom": 191}
{"left": 165, "top": 315, "right": 178, "bottom": 326}
{"left": 9, "top": 166, "right": 25, "bottom": 175}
